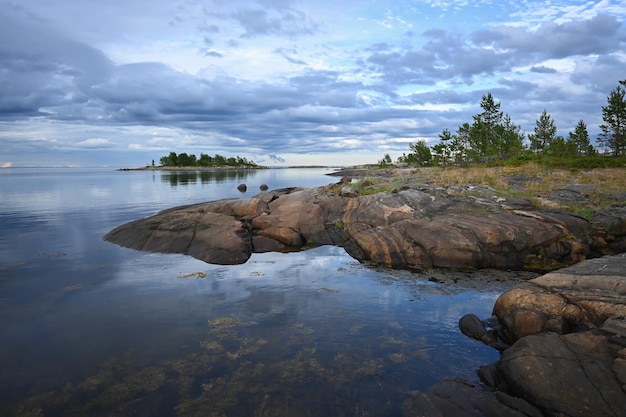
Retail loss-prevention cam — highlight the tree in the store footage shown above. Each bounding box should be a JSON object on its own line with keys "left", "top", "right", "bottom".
{"left": 496, "top": 114, "right": 526, "bottom": 160}
{"left": 432, "top": 129, "right": 454, "bottom": 165}
{"left": 567, "top": 120, "right": 595, "bottom": 157}
{"left": 399, "top": 140, "right": 432, "bottom": 166}
{"left": 378, "top": 153, "right": 393, "bottom": 167}
{"left": 479, "top": 92, "right": 503, "bottom": 132}
{"left": 198, "top": 153, "right": 213, "bottom": 167}
{"left": 529, "top": 110, "right": 557, "bottom": 154}
{"left": 214, "top": 154, "right": 227, "bottom": 166}
{"left": 598, "top": 81, "right": 626, "bottom": 156}
{"left": 451, "top": 123, "right": 471, "bottom": 165}
{"left": 545, "top": 136, "right": 576, "bottom": 165}
{"left": 159, "top": 151, "right": 179, "bottom": 167}
{"left": 467, "top": 93, "right": 505, "bottom": 163}
{"left": 177, "top": 152, "right": 197, "bottom": 167}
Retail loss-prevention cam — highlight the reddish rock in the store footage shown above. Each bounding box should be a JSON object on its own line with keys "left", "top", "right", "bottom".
{"left": 409, "top": 254, "right": 626, "bottom": 417}
{"left": 105, "top": 186, "right": 626, "bottom": 271}
{"left": 493, "top": 256, "right": 626, "bottom": 342}
{"left": 496, "top": 325, "right": 626, "bottom": 417}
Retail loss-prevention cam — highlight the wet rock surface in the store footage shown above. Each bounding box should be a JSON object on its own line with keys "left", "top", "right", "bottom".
{"left": 426, "top": 254, "right": 626, "bottom": 417}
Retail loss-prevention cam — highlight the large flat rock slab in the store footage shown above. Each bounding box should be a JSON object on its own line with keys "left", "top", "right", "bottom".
{"left": 105, "top": 186, "right": 626, "bottom": 272}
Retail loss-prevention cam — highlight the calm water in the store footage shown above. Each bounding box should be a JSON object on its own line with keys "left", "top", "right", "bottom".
{"left": 1, "top": 167, "right": 505, "bottom": 416}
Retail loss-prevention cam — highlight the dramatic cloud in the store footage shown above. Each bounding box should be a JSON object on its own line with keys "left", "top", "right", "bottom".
{"left": 0, "top": 0, "right": 625, "bottom": 167}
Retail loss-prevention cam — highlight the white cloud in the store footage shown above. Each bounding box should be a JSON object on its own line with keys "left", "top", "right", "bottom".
{"left": 77, "top": 138, "right": 112, "bottom": 148}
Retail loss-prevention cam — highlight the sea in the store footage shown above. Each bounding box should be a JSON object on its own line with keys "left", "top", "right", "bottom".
{"left": 0, "top": 167, "right": 506, "bottom": 417}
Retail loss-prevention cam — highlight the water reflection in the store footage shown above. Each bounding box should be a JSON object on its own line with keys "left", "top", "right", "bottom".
{"left": 0, "top": 168, "right": 513, "bottom": 417}
{"left": 161, "top": 169, "right": 261, "bottom": 186}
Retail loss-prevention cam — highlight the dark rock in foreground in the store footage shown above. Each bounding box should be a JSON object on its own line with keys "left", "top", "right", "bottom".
{"left": 409, "top": 254, "right": 626, "bottom": 417}
{"left": 105, "top": 185, "right": 626, "bottom": 271}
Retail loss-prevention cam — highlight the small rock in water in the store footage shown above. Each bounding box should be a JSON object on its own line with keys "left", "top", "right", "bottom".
{"left": 260, "top": 184, "right": 268, "bottom": 191}
{"left": 459, "top": 314, "right": 488, "bottom": 340}
{"left": 237, "top": 184, "right": 247, "bottom": 192}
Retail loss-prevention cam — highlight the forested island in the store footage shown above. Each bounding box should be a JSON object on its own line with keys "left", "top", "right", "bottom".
{"left": 144, "top": 152, "right": 263, "bottom": 169}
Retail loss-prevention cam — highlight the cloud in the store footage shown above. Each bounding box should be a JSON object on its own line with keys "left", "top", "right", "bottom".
{"left": 0, "top": 7, "right": 111, "bottom": 119}
{"left": 1, "top": 1, "right": 625, "bottom": 167}
{"left": 530, "top": 66, "right": 557, "bottom": 74}
{"left": 268, "top": 154, "right": 286, "bottom": 163}
{"left": 204, "top": 50, "right": 224, "bottom": 58}
{"left": 474, "top": 14, "right": 622, "bottom": 59}
{"left": 234, "top": 8, "right": 314, "bottom": 37}
{"left": 76, "top": 138, "right": 113, "bottom": 149}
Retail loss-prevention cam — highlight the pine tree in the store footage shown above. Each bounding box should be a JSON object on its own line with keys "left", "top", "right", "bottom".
{"left": 529, "top": 110, "right": 557, "bottom": 154}
{"left": 452, "top": 123, "right": 471, "bottom": 165}
{"left": 598, "top": 81, "right": 626, "bottom": 156}
{"left": 432, "top": 129, "right": 454, "bottom": 165}
{"left": 567, "top": 120, "right": 594, "bottom": 156}
{"left": 497, "top": 114, "right": 526, "bottom": 160}
{"left": 467, "top": 93, "right": 503, "bottom": 163}
{"left": 403, "top": 140, "right": 432, "bottom": 166}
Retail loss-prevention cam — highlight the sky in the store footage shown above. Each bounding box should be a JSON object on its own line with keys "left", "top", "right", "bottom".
{"left": 1, "top": 0, "right": 625, "bottom": 168}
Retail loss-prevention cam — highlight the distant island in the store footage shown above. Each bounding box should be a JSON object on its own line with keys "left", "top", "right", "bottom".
{"left": 120, "top": 151, "right": 266, "bottom": 170}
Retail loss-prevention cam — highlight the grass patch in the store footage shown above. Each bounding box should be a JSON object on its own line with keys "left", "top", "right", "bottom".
{"left": 388, "top": 162, "right": 626, "bottom": 212}
{"left": 354, "top": 179, "right": 397, "bottom": 195}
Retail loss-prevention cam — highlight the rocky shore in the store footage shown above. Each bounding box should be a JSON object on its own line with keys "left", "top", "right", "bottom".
{"left": 411, "top": 254, "right": 626, "bottom": 417}
{"left": 104, "top": 167, "right": 626, "bottom": 417}
{"left": 104, "top": 169, "right": 626, "bottom": 271}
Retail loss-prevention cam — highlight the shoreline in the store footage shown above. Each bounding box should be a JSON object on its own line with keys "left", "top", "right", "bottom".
{"left": 117, "top": 165, "right": 352, "bottom": 171}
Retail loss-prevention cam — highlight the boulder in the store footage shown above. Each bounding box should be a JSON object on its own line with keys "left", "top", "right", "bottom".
{"left": 405, "top": 254, "right": 626, "bottom": 417}
{"left": 493, "top": 253, "right": 626, "bottom": 342}
{"left": 496, "top": 326, "right": 626, "bottom": 417}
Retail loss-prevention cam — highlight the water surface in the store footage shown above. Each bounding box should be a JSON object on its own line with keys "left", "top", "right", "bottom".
{"left": 0, "top": 167, "right": 508, "bottom": 416}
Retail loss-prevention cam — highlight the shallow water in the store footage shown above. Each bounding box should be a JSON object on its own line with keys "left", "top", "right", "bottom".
{"left": 0, "top": 167, "right": 507, "bottom": 416}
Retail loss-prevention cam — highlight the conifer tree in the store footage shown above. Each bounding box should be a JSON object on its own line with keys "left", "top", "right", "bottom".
{"left": 567, "top": 120, "right": 594, "bottom": 156}
{"left": 466, "top": 93, "right": 503, "bottom": 162}
{"left": 529, "top": 110, "right": 557, "bottom": 154}
{"left": 598, "top": 81, "right": 626, "bottom": 156}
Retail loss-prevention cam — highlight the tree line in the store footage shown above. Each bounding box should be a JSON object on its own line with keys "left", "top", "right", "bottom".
{"left": 158, "top": 152, "right": 260, "bottom": 168}
{"left": 390, "top": 80, "right": 626, "bottom": 167}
